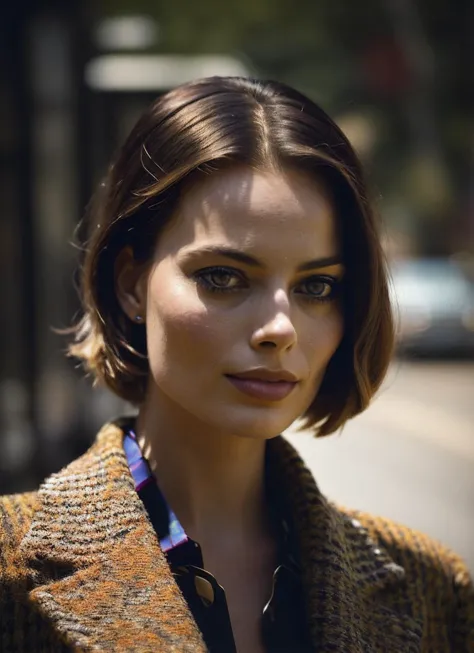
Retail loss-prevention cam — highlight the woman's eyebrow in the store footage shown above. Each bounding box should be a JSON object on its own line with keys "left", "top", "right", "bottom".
{"left": 180, "top": 246, "right": 343, "bottom": 271}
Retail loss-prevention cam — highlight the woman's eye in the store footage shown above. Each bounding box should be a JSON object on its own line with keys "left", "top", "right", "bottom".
{"left": 194, "top": 267, "right": 245, "bottom": 293}
{"left": 298, "top": 276, "right": 338, "bottom": 302}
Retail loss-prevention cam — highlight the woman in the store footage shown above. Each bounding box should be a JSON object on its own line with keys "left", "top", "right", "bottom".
{"left": 1, "top": 77, "right": 472, "bottom": 653}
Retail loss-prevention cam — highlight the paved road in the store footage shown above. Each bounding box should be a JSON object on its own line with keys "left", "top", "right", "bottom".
{"left": 285, "top": 359, "right": 474, "bottom": 572}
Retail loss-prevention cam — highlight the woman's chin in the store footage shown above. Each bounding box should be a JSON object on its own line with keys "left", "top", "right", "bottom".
{"left": 213, "top": 408, "right": 300, "bottom": 441}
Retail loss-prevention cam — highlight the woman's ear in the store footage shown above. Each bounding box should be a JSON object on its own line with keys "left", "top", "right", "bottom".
{"left": 115, "top": 247, "right": 149, "bottom": 322}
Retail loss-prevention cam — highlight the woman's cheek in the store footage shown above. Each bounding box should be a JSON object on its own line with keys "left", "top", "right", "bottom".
{"left": 151, "top": 289, "right": 228, "bottom": 349}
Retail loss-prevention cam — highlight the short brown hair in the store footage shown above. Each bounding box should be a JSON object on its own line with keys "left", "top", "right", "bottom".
{"left": 69, "top": 76, "right": 394, "bottom": 436}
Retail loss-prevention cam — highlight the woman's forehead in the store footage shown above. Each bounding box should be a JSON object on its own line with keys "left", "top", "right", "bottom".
{"left": 157, "top": 167, "right": 340, "bottom": 259}
{"left": 182, "top": 166, "right": 334, "bottom": 217}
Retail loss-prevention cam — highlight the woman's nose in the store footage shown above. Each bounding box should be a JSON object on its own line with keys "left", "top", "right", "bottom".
{"left": 249, "top": 290, "right": 297, "bottom": 351}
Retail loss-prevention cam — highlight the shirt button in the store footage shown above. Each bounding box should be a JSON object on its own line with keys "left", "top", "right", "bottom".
{"left": 194, "top": 575, "right": 215, "bottom": 607}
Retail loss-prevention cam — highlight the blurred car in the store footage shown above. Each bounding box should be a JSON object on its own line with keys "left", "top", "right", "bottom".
{"left": 389, "top": 258, "right": 474, "bottom": 357}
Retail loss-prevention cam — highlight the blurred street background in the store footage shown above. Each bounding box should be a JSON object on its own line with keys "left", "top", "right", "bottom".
{"left": 286, "top": 359, "right": 474, "bottom": 570}
{"left": 1, "top": 1, "right": 472, "bottom": 567}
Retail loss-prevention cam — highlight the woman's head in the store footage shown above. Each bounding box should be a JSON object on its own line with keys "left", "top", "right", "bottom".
{"left": 70, "top": 76, "right": 394, "bottom": 437}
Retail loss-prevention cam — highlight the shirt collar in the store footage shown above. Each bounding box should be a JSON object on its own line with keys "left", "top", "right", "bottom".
{"left": 123, "top": 427, "right": 300, "bottom": 571}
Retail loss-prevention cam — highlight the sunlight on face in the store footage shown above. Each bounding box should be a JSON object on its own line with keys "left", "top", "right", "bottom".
{"left": 143, "top": 166, "right": 345, "bottom": 439}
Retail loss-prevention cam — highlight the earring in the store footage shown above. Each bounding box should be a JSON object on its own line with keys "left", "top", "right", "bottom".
{"left": 135, "top": 315, "right": 143, "bottom": 323}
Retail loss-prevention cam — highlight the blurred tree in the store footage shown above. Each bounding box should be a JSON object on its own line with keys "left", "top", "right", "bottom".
{"left": 95, "top": 0, "right": 471, "bottom": 255}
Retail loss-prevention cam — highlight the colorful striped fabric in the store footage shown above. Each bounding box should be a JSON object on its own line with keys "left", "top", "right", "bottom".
{"left": 123, "top": 429, "right": 188, "bottom": 552}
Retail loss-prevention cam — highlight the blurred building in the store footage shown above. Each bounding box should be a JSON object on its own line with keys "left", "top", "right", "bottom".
{"left": 1, "top": 1, "right": 88, "bottom": 492}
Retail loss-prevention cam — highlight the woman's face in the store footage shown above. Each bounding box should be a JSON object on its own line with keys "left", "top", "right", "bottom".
{"left": 136, "top": 166, "right": 344, "bottom": 439}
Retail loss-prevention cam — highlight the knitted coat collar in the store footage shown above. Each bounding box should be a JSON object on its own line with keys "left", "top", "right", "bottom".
{"left": 20, "top": 419, "right": 423, "bottom": 652}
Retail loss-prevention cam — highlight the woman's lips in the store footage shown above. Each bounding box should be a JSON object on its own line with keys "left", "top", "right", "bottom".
{"left": 225, "top": 375, "right": 297, "bottom": 401}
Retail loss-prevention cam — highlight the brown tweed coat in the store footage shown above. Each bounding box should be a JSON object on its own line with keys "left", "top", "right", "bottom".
{"left": 1, "top": 419, "right": 473, "bottom": 652}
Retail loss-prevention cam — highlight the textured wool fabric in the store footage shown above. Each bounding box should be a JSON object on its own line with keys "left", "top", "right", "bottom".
{"left": 1, "top": 418, "right": 473, "bottom": 652}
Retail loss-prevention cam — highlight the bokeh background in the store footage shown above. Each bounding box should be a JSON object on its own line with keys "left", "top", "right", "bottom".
{"left": 1, "top": 1, "right": 473, "bottom": 568}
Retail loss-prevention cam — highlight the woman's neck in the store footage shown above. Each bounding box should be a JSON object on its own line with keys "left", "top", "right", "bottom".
{"left": 135, "top": 394, "right": 271, "bottom": 551}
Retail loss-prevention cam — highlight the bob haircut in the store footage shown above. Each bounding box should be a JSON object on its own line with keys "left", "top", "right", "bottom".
{"left": 69, "top": 76, "right": 394, "bottom": 436}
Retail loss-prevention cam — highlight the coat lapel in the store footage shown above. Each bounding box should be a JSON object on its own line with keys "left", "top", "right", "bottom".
{"left": 20, "top": 420, "right": 207, "bottom": 652}
{"left": 267, "top": 436, "right": 424, "bottom": 652}
{"left": 20, "top": 419, "right": 423, "bottom": 652}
